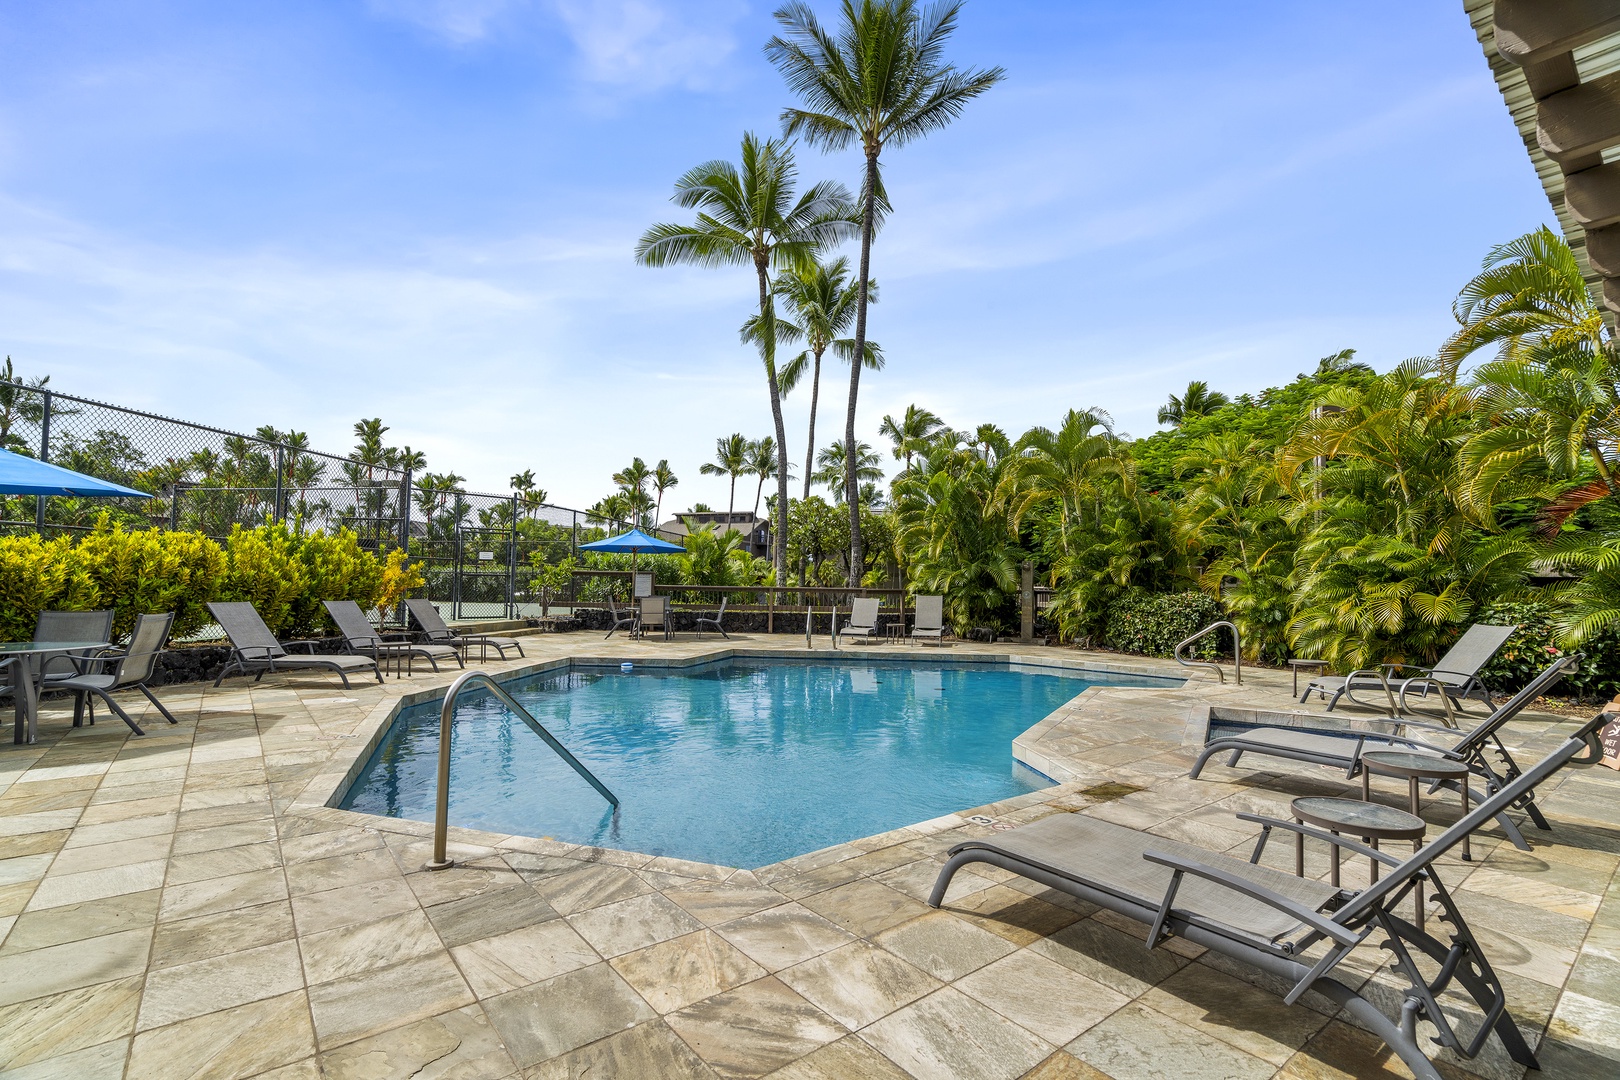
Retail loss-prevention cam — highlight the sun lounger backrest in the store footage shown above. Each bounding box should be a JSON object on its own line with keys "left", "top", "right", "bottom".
{"left": 1429, "top": 624, "right": 1516, "bottom": 683}
{"left": 1340, "top": 709, "right": 1611, "bottom": 921}
{"left": 114, "top": 612, "right": 173, "bottom": 685}
{"left": 849, "top": 598, "right": 879, "bottom": 627}
{"left": 1445, "top": 653, "right": 1575, "bottom": 756}
{"left": 323, "top": 600, "right": 380, "bottom": 647}
{"left": 914, "top": 595, "right": 943, "bottom": 630}
{"left": 405, "top": 598, "right": 451, "bottom": 636}
{"left": 207, "top": 602, "right": 287, "bottom": 658}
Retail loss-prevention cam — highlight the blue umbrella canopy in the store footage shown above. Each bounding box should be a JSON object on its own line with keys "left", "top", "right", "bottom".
{"left": 0, "top": 448, "right": 152, "bottom": 498}
{"left": 578, "top": 526, "right": 684, "bottom": 554}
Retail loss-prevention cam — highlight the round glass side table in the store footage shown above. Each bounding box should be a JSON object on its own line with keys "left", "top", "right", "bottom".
{"left": 1359, "top": 750, "right": 1474, "bottom": 862}
{"left": 1291, "top": 795, "right": 1429, "bottom": 928}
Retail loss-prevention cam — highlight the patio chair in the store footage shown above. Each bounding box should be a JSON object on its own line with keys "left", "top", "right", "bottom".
{"left": 37, "top": 609, "right": 116, "bottom": 683}
{"left": 838, "top": 598, "right": 881, "bottom": 645}
{"left": 1302, "top": 624, "right": 1516, "bottom": 723}
{"left": 604, "top": 596, "right": 637, "bottom": 639}
{"left": 635, "top": 596, "right": 670, "bottom": 641}
{"left": 323, "top": 600, "right": 462, "bottom": 673}
{"left": 911, "top": 595, "right": 945, "bottom": 646}
{"left": 1191, "top": 653, "right": 1578, "bottom": 849}
{"left": 209, "top": 601, "right": 382, "bottom": 688}
{"left": 929, "top": 710, "right": 1613, "bottom": 1080}
{"left": 404, "top": 599, "right": 525, "bottom": 660}
{"left": 52, "top": 612, "right": 178, "bottom": 736}
{"left": 693, "top": 596, "right": 729, "bottom": 640}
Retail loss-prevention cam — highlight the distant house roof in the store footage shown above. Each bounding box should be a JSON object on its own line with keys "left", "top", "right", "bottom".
{"left": 1466, "top": 0, "right": 1620, "bottom": 327}
{"left": 660, "top": 512, "right": 769, "bottom": 540}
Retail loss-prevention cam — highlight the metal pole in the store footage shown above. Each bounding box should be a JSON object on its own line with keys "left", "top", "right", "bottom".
{"left": 397, "top": 468, "right": 413, "bottom": 628}
{"left": 169, "top": 485, "right": 180, "bottom": 530}
{"left": 272, "top": 446, "right": 285, "bottom": 524}
{"left": 507, "top": 494, "right": 519, "bottom": 620}
{"left": 452, "top": 528, "right": 462, "bottom": 621}
{"left": 1020, "top": 560, "right": 1035, "bottom": 644}
{"left": 34, "top": 390, "right": 51, "bottom": 532}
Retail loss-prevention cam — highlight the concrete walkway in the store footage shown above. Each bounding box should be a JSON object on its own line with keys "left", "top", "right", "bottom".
{"left": 0, "top": 633, "right": 1615, "bottom": 1079}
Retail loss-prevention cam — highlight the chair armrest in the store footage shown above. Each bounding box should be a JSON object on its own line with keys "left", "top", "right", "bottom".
{"left": 1141, "top": 850, "right": 1361, "bottom": 948}
{"left": 1379, "top": 663, "right": 1430, "bottom": 676}
{"left": 280, "top": 639, "right": 324, "bottom": 654}
{"left": 1234, "top": 814, "right": 1406, "bottom": 867}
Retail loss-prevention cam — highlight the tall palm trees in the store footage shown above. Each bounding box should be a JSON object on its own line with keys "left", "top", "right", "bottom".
{"left": 636, "top": 134, "right": 855, "bottom": 584}
{"left": 813, "top": 439, "right": 883, "bottom": 502}
{"left": 699, "top": 434, "right": 751, "bottom": 523}
{"left": 768, "top": 0, "right": 1004, "bottom": 579}
{"left": 745, "top": 437, "right": 781, "bottom": 520}
{"left": 1157, "top": 381, "right": 1231, "bottom": 427}
{"left": 652, "top": 460, "right": 679, "bottom": 525}
{"left": 777, "top": 257, "right": 880, "bottom": 500}
{"left": 879, "top": 404, "right": 945, "bottom": 473}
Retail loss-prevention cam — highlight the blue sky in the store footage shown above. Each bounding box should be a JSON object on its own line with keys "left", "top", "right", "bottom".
{"left": 0, "top": 1, "right": 1553, "bottom": 510}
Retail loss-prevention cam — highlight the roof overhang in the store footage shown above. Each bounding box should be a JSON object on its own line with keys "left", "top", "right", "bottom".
{"left": 1466, "top": 0, "right": 1620, "bottom": 325}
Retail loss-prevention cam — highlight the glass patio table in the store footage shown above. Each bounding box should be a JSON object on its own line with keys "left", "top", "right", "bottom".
{"left": 4, "top": 641, "right": 110, "bottom": 745}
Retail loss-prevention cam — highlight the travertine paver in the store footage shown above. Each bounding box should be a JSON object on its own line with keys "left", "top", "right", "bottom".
{"left": 0, "top": 630, "right": 1616, "bottom": 1080}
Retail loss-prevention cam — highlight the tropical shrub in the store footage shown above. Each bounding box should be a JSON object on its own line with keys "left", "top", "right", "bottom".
{"left": 376, "top": 549, "right": 426, "bottom": 618}
{"left": 1098, "top": 589, "right": 1225, "bottom": 659}
{"left": 0, "top": 533, "right": 96, "bottom": 641}
{"left": 219, "top": 523, "right": 308, "bottom": 633}
{"left": 286, "top": 527, "right": 385, "bottom": 636}
{"left": 1475, "top": 599, "right": 1620, "bottom": 701}
{"left": 70, "top": 516, "right": 225, "bottom": 639}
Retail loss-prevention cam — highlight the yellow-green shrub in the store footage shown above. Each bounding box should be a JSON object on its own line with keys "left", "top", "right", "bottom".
{"left": 69, "top": 516, "right": 226, "bottom": 639}
{"left": 0, "top": 533, "right": 98, "bottom": 641}
{"left": 376, "top": 549, "right": 426, "bottom": 619}
{"left": 220, "top": 523, "right": 307, "bottom": 633}
{"left": 286, "top": 528, "right": 385, "bottom": 636}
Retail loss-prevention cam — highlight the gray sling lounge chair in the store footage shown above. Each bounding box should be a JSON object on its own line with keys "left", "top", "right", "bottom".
{"left": 1192, "top": 654, "right": 1577, "bottom": 849}
{"left": 53, "top": 612, "right": 178, "bottom": 736}
{"left": 37, "top": 609, "right": 116, "bottom": 684}
{"left": 603, "top": 597, "right": 636, "bottom": 639}
{"left": 911, "top": 595, "right": 944, "bottom": 646}
{"left": 693, "top": 596, "right": 728, "bottom": 639}
{"left": 1302, "top": 624, "right": 1516, "bottom": 722}
{"left": 930, "top": 711, "right": 1612, "bottom": 1080}
{"left": 323, "top": 600, "right": 462, "bottom": 673}
{"left": 405, "top": 599, "right": 524, "bottom": 660}
{"left": 839, "top": 598, "right": 881, "bottom": 644}
{"left": 209, "top": 602, "right": 382, "bottom": 688}
{"left": 635, "top": 596, "right": 670, "bottom": 641}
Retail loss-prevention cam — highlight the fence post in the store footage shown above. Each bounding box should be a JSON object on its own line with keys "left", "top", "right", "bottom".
{"left": 34, "top": 390, "right": 51, "bottom": 532}
{"left": 452, "top": 527, "right": 463, "bottom": 621}
{"left": 396, "top": 469, "right": 413, "bottom": 628}
{"left": 507, "top": 494, "right": 519, "bottom": 620}
{"left": 1020, "top": 561, "right": 1035, "bottom": 644}
{"left": 272, "top": 446, "right": 285, "bottom": 523}
{"left": 169, "top": 485, "right": 180, "bottom": 530}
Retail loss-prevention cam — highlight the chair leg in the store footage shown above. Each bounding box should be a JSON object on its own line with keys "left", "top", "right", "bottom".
{"left": 96, "top": 690, "right": 145, "bottom": 736}
{"left": 72, "top": 691, "right": 86, "bottom": 728}
{"left": 139, "top": 685, "right": 179, "bottom": 725}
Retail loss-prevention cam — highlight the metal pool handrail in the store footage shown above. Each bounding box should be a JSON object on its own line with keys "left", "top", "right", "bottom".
{"left": 1175, "top": 620, "right": 1242, "bottom": 685}
{"left": 424, "top": 670, "right": 618, "bottom": 871}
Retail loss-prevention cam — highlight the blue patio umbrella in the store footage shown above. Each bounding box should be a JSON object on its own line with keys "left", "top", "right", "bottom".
{"left": 0, "top": 447, "right": 153, "bottom": 498}
{"left": 578, "top": 526, "right": 684, "bottom": 583}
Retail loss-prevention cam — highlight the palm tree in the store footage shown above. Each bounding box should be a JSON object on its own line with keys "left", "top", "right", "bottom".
{"left": 698, "top": 434, "right": 751, "bottom": 522}
{"left": 879, "top": 404, "right": 945, "bottom": 472}
{"left": 1314, "top": 348, "right": 1373, "bottom": 376}
{"left": 746, "top": 437, "right": 782, "bottom": 520}
{"left": 1440, "top": 225, "right": 1607, "bottom": 368}
{"left": 651, "top": 460, "right": 679, "bottom": 524}
{"left": 636, "top": 133, "right": 856, "bottom": 584}
{"left": 1157, "top": 381, "right": 1230, "bottom": 427}
{"left": 997, "top": 408, "right": 1120, "bottom": 552}
{"left": 775, "top": 257, "right": 881, "bottom": 500}
{"left": 511, "top": 469, "right": 536, "bottom": 493}
{"left": 813, "top": 440, "right": 883, "bottom": 504}
{"left": 768, "top": 0, "right": 1004, "bottom": 577}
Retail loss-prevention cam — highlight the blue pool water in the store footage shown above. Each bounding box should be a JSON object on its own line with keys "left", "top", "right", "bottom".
{"left": 342, "top": 659, "right": 1176, "bottom": 868}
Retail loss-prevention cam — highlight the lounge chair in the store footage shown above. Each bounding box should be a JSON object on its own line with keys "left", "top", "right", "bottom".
{"left": 839, "top": 598, "right": 881, "bottom": 645}
{"left": 209, "top": 601, "right": 382, "bottom": 688}
{"left": 604, "top": 596, "right": 637, "bottom": 639}
{"left": 693, "top": 596, "right": 729, "bottom": 640}
{"left": 1191, "top": 654, "right": 1577, "bottom": 848}
{"left": 929, "top": 710, "right": 1613, "bottom": 1080}
{"left": 52, "top": 612, "right": 178, "bottom": 735}
{"left": 911, "top": 595, "right": 945, "bottom": 646}
{"left": 404, "top": 599, "right": 525, "bottom": 660}
{"left": 323, "top": 600, "right": 462, "bottom": 673}
{"left": 636, "top": 595, "right": 670, "bottom": 641}
{"left": 1302, "top": 624, "right": 1516, "bottom": 722}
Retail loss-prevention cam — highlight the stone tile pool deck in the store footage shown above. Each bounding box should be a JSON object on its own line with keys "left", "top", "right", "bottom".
{"left": 0, "top": 632, "right": 1616, "bottom": 1080}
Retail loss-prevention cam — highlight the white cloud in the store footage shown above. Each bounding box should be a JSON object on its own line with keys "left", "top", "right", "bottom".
{"left": 552, "top": 0, "right": 744, "bottom": 92}
{"left": 366, "top": 0, "right": 525, "bottom": 45}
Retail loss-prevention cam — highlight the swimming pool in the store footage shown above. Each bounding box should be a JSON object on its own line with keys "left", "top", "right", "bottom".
{"left": 341, "top": 658, "right": 1177, "bottom": 868}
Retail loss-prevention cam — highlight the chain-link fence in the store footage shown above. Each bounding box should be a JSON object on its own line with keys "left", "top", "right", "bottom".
{"left": 0, "top": 380, "right": 683, "bottom": 620}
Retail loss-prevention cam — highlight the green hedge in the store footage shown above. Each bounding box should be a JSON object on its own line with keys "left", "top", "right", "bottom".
{"left": 1099, "top": 589, "right": 1227, "bottom": 660}
{"left": 1476, "top": 600, "right": 1620, "bottom": 701}
{"left": 0, "top": 518, "right": 411, "bottom": 643}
